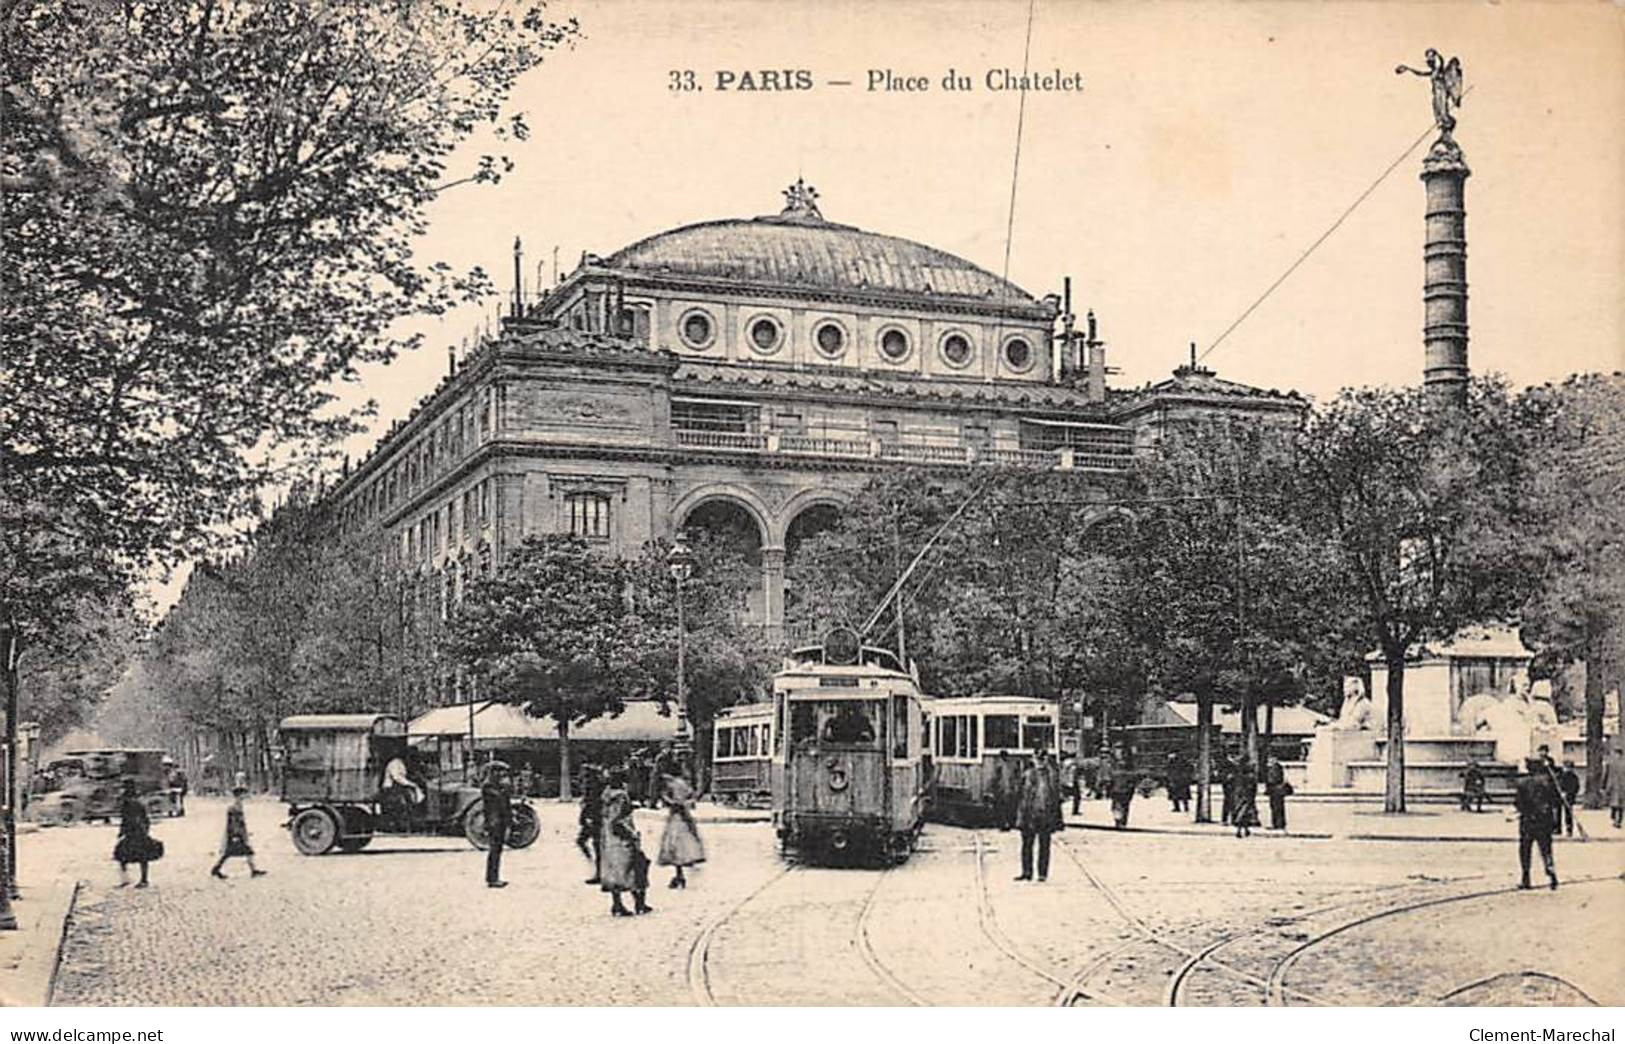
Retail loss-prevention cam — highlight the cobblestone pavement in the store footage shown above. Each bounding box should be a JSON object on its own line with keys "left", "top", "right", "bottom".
{"left": 38, "top": 797, "right": 1625, "bottom": 1007}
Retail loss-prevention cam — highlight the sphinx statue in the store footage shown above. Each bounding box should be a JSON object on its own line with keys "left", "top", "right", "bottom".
{"left": 1334, "top": 676, "right": 1373, "bottom": 730}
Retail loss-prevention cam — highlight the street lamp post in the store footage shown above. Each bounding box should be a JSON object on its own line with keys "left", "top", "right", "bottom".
{"left": 1, "top": 618, "right": 21, "bottom": 929}
{"left": 667, "top": 538, "right": 696, "bottom": 754}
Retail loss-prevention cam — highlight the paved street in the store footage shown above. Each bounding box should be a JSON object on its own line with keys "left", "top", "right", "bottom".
{"left": 27, "top": 797, "right": 1625, "bottom": 1007}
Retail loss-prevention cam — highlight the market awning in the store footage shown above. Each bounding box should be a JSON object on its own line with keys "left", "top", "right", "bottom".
{"left": 408, "top": 700, "right": 680, "bottom": 744}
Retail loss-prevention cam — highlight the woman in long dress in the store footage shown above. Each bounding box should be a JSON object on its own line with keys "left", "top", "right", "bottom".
{"left": 113, "top": 780, "right": 161, "bottom": 888}
{"left": 657, "top": 765, "right": 705, "bottom": 889}
{"left": 599, "top": 768, "right": 652, "bottom": 917}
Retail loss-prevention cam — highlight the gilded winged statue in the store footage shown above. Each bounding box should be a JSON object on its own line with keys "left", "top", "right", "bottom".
{"left": 1396, "top": 49, "right": 1464, "bottom": 138}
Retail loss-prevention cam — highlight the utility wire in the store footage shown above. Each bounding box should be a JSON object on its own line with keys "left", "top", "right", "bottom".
{"left": 998, "top": 0, "right": 1039, "bottom": 297}
{"left": 1200, "top": 87, "right": 1473, "bottom": 363}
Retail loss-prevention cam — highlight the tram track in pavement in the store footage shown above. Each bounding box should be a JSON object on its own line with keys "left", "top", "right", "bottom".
{"left": 969, "top": 831, "right": 1133, "bottom": 1006}
{"left": 687, "top": 858, "right": 932, "bottom": 1006}
{"left": 1264, "top": 874, "right": 1623, "bottom": 1007}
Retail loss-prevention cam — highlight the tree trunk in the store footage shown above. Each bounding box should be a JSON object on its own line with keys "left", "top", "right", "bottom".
{"left": 1583, "top": 632, "right": 1606, "bottom": 809}
{"left": 1383, "top": 651, "right": 1407, "bottom": 814}
{"left": 1264, "top": 695, "right": 1275, "bottom": 751}
{"left": 557, "top": 718, "right": 573, "bottom": 801}
{"left": 1241, "top": 687, "right": 1259, "bottom": 770}
{"left": 1194, "top": 687, "right": 1214, "bottom": 823}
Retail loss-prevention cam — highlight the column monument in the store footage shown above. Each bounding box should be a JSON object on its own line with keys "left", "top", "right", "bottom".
{"left": 1397, "top": 50, "right": 1470, "bottom": 406}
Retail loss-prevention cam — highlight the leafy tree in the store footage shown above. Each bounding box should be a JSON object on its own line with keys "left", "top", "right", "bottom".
{"left": 1, "top": 0, "right": 579, "bottom": 661}
{"left": 14, "top": 591, "right": 141, "bottom": 744}
{"left": 441, "top": 535, "right": 658, "bottom": 799}
{"left": 1291, "top": 379, "right": 1536, "bottom": 812}
{"left": 1514, "top": 374, "right": 1625, "bottom": 807}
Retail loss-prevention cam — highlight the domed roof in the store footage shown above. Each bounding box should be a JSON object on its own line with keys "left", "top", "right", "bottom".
{"left": 599, "top": 181, "right": 1038, "bottom": 307}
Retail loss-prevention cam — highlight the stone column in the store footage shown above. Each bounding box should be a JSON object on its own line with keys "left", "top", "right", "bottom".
{"left": 1421, "top": 141, "right": 1471, "bottom": 406}
{"left": 761, "top": 547, "right": 786, "bottom": 637}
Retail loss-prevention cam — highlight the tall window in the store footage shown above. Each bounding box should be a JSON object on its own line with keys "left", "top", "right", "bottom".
{"left": 462, "top": 489, "right": 474, "bottom": 529}
{"left": 479, "top": 479, "right": 491, "bottom": 525}
{"left": 569, "top": 493, "right": 611, "bottom": 539}
{"left": 480, "top": 388, "right": 492, "bottom": 439}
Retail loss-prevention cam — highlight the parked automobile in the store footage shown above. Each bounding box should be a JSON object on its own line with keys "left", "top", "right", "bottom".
{"left": 28, "top": 750, "right": 171, "bottom": 825}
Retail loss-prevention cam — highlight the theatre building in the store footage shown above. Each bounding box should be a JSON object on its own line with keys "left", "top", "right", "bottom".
{"left": 325, "top": 182, "right": 1301, "bottom": 700}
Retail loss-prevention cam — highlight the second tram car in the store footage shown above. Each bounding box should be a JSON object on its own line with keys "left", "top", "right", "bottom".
{"left": 710, "top": 702, "right": 774, "bottom": 806}
{"left": 927, "top": 696, "right": 1061, "bottom": 825}
{"left": 771, "top": 631, "right": 931, "bottom": 865}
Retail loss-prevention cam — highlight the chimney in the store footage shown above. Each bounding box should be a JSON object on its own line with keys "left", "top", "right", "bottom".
{"left": 448, "top": 342, "right": 457, "bottom": 376}
{"left": 1084, "top": 310, "right": 1107, "bottom": 402}
{"left": 1056, "top": 277, "right": 1080, "bottom": 381}
{"left": 511, "top": 236, "right": 523, "bottom": 319}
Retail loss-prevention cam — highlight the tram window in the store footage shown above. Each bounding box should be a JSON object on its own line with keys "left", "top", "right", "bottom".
{"left": 821, "top": 701, "right": 878, "bottom": 745}
{"left": 966, "top": 717, "right": 978, "bottom": 758}
{"left": 747, "top": 727, "right": 758, "bottom": 757}
{"left": 774, "top": 701, "right": 785, "bottom": 754}
{"left": 892, "top": 696, "right": 908, "bottom": 758}
{"left": 760, "top": 723, "right": 771, "bottom": 755}
{"left": 941, "top": 716, "right": 958, "bottom": 757}
{"left": 1022, "top": 717, "right": 1056, "bottom": 752}
{"left": 983, "top": 714, "right": 1020, "bottom": 750}
{"left": 791, "top": 703, "right": 818, "bottom": 745}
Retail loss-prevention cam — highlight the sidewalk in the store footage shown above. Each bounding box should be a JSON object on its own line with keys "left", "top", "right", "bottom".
{"left": 0, "top": 825, "right": 83, "bottom": 1007}
{"left": 1062, "top": 794, "right": 1625, "bottom": 843}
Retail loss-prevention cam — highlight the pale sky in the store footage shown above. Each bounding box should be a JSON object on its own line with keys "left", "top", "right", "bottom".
{"left": 148, "top": 0, "right": 1625, "bottom": 612}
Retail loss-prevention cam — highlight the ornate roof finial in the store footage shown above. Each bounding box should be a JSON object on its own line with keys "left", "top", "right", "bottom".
{"left": 780, "top": 178, "right": 824, "bottom": 222}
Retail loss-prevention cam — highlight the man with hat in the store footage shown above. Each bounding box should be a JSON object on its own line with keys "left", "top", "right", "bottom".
{"left": 1514, "top": 756, "right": 1560, "bottom": 890}
{"left": 1015, "top": 744, "right": 1063, "bottom": 882}
{"left": 482, "top": 761, "right": 513, "bottom": 888}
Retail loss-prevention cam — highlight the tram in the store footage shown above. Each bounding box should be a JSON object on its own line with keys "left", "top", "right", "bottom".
{"left": 926, "top": 695, "right": 1061, "bottom": 825}
{"left": 710, "top": 702, "right": 774, "bottom": 806}
{"left": 771, "top": 629, "right": 932, "bottom": 865}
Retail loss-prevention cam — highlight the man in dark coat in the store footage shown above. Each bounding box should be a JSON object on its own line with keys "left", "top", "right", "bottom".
{"left": 1231, "top": 759, "right": 1260, "bottom": 838}
{"left": 1461, "top": 761, "right": 1487, "bottom": 812}
{"left": 1015, "top": 747, "right": 1063, "bottom": 882}
{"left": 1556, "top": 760, "right": 1581, "bottom": 837}
{"left": 577, "top": 763, "right": 606, "bottom": 884}
{"left": 1514, "top": 757, "right": 1560, "bottom": 890}
{"left": 993, "top": 751, "right": 1018, "bottom": 830}
{"left": 1263, "top": 756, "right": 1290, "bottom": 831}
{"left": 1108, "top": 747, "right": 1138, "bottom": 829}
{"left": 1166, "top": 751, "right": 1192, "bottom": 814}
{"left": 482, "top": 761, "right": 513, "bottom": 888}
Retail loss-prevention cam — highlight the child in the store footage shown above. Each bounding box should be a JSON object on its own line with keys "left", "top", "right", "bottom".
{"left": 211, "top": 785, "right": 267, "bottom": 879}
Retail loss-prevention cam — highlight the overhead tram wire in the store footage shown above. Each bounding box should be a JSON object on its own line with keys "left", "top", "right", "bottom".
{"left": 1198, "top": 86, "right": 1474, "bottom": 365}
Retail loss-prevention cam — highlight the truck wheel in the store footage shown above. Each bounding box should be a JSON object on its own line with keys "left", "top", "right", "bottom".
{"left": 335, "top": 807, "right": 375, "bottom": 853}
{"left": 291, "top": 808, "right": 338, "bottom": 855}
{"left": 506, "top": 805, "right": 540, "bottom": 849}
{"left": 463, "top": 807, "right": 490, "bottom": 850}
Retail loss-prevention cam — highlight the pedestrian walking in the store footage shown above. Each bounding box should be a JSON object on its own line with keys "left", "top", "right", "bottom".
{"left": 1263, "top": 756, "right": 1292, "bottom": 831}
{"left": 1603, "top": 740, "right": 1625, "bottom": 830}
{"left": 578, "top": 763, "right": 606, "bottom": 884}
{"left": 650, "top": 743, "right": 677, "bottom": 809}
{"left": 165, "top": 759, "right": 189, "bottom": 817}
{"left": 657, "top": 760, "right": 705, "bottom": 889}
{"left": 1108, "top": 748, "right": 1138, "bottom": 829}
{"left": 1061, "top": 753, "right": 1081, "bottom": 817}
{"left": 1556, "top": 760, "right": 1581, "bottom": 837}
{"left": 210, "top": 784, "right": 266, "bottom": 879}
{"left": 1166, "top": 751, "right": 1192, "bottom": 814}
{"left": 599, "top": 769, "right": 653, "bottom": 916}
{"left": 482, "top": 761, "right": 512, "bottom": 888}
{"left": 113, "top": 780, "right": 162, "bottom": 888}
{"left": 1514, "top": 757, "right": 1560, "bottom": 890}
{"left": 1015, "top": 746, "right": 1063, "bottom": 882}
{"left": 1461, "top": 760, "right": 1487, "bottom": 812}
{"left": 993, "top": 751, "right": 1018, "bottom": 830}
{"left": 1231, "top": 760, "right": 1260, "bottom": 838}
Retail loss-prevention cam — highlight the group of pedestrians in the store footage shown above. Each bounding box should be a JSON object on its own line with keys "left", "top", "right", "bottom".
{"left": 111, "top": 773, "right": 262, "bottom": 888}
{"left": 571, "top": 748, "right": 706, "bottom": 917}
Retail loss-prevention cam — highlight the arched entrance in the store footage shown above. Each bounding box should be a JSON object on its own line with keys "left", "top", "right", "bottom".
{"left": 783, "top": 502, "right": 843, "bottom": 643}
{"left": 681, "top": 498, "right": 767, "bottom": 623}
